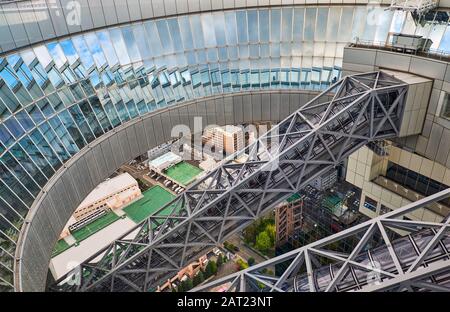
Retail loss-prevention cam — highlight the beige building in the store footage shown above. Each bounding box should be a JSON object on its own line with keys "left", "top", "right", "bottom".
{"left": 342, "top": 46, "right": 450, "bottom": 225}
{"left": 59, "top": 173, "right": 142, "bottom": 239}
{"left": 205, "top": 125, "right": 244, "bottom": 155}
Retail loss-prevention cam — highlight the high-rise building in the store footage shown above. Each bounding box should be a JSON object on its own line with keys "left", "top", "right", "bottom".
{"left": 275, "top": 198, "right": 304, "bottom": 246}
{"left": 205, "top": 125, "right": 245, "bottom": 155}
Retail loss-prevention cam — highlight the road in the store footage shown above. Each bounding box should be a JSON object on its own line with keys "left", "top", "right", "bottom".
{"left": 227, "top": 234, "right": 268, "bottom": 264}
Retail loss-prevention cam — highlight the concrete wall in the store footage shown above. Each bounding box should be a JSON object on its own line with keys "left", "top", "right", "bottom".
{"left": 16, "top": 89, "right": 321, "bottom": 292}
{"left": 343, "top": 46, "right": 450, "bottom": 168}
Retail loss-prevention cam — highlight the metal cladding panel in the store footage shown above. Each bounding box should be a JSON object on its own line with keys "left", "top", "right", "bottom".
{"left": 21, "top": 225, "right": 49, "bottom": 291}
{"left": 69, "top": 157, "right": 90, "bottom": 201}
{"left": 46, "top": 187, "right": 67, "bottom": 230}
{"left": 289, "top": 93, "right": 300, "bottom": 114}
{"left": 196, "top": 100, "right": 208, "bottom": 125}
{"left": 375, "top": 51, "right": 412, "bottom": 72}
{"left": 0, "top": 9, "right": 15, "bottom": 51}
{"left": 425, "top": 123, "right": 444, "bottom": 160}
{"left": 49, "top": 0, "right": 69, "bottom": 36}
{"left": 270, "top": 93, "right": 281, "bottom": 121}
{"left": 17, "top": 2, "right": 43, "bottom": 45}
{"left": 139, "top": 0, "right": 154, "bottom": 19}
{"left": 233, "top": 95, "right": 244, "bottom": 124}
{"left": 242, "top": 94, "right": 252, "bottom": 123}
{"left": 164, "top": 0, "right": 178, "bottom": 15}
{"left": 39, "top": 1, "right": 60, "bottom": 38}
{"left": 251, "top": 93, "right": 262, "bottom": 122}
{"left": 169, "top": 108, "right": 181, "bottom": 130}
{"left": 60, "top": 0, "right": 81, "bottom": 33}
{"left": 215, "top": 97, "right": 226, "bottom": 126}
{"left": 117, "top": 128, "right": 132, "bottom": 165}
{"left": 134, "top": 120, "right": 148, "bottom": 156}
{"left": 187, "top": 102, "right": 198, "bottom": 130}
{"left": 176, "top": 0, "right": 189, "bottom": 14}
{"left": 101, "top": 0, "right": 119, "bottom": 25}
{"left": 94, "top": 140, "right": 110, "bottom": 178}
{"left": 115, "top": 0, "right": 131, "bottom": 23}
{"left": 107, "top": 132, "right": 122, "bottom": 169}
{"left": 79, "top": 0, "right": 95, "bottom": 31}
{"left": 223, "top": 0, "right": 235, "bottom": 9}
{"left": 152, "top": 0, "right": 166, "bottom": 17}
{"left": 178, "top": 106, "right": 191, "bottom": 131}
{"left": 445, "top": 65, "right": 450, "bottom": 83}
{"left": 143, "top": 116, "right": 157, "bottom": 148}
{"left": 200, "top": 0, "right": 212, "bottom": 10}
{"left": 206, "top": 99, "right": 217, "bottom": 125}
{"left": 3, "top": 3, "right": 29, "bottom": 48}
{"left": 88, "top": 0, "right": 107, "bottom": 28}
{"left": 224, "top": 96, "right": 234, "bottom": 125}
{"left": 409, "top": 57, "right": 447, "bottom": 81}
{"left": 60, "top": 168, "right": 81, "bottom": 208}
{"left": 188, "top": 0, "right": 201, "bottom": 12}
{"left": 343, "top": 47, "right": 377, "bottom": 66}
{"left": 50, "top": 178, "right": 71, "bottom": 225}
{"left": 280, "top": 93, "right": 290, "bottom": 120}
{"left": 152, "top": 114, "right": 165, "bottom": 145}
{"left": 160, "top": 111, "right": 173, "bottom": 141}
{"left": 211, "top": 0, "right": 224, "bottom": 10}
{"left": 389, "top": 70, "right": 433, "bottom": 138}
{"left": 261, "top": 93, "right": 271, "bottom": 121}
{"left": 126, "top": 125, "right": 139, "bottom": 159}
{"left": 436, "top": 128, "right": 450, "bottom": 165}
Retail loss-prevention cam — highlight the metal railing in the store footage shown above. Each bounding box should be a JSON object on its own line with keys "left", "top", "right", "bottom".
{"left": 349, "top": 39, "right": 450, "bottom": 62}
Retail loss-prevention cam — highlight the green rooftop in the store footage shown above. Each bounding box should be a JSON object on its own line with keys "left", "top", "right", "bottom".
{"left": 123, "top": 185, "right": 177, "bottom": 223}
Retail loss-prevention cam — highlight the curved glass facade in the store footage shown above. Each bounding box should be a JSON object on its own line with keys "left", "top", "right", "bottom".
{"left": 1, "top": 5, "right": 450, "bottom": 291}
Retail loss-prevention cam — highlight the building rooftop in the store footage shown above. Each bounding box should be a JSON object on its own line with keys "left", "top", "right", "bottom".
{"left": 77, "top": 173, "right": 137, "bottom": 209}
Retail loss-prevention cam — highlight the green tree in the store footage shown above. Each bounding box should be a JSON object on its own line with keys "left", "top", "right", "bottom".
{"left": 205, "top": 260, "right": 217, "bottom": 278}
{"left": 255, "top": 231, "right": 271, "bottom": 252}
{"left": 265, "top": 224, "right": 276, "bottom": 245}
{"left": 210, "top": 260, "right": 218, "bottom": 274}
{"left": 217, "top": 254, "right": 224, "bottom": 267}
{"left": 184, "top": 278, "right": 193, "bottom": 291}
{"left": 193, "top": 271, "right": 205, "bottom": 286}
{"left": 243, "top": 221, "right": 258, "bottom": 245}
{"left": 247, "top": 257, "right": 255, "bottom": 266}
{"left": 177, "top": 282, "right": 184, "bottom": 292}
{"left": 236, "top": 259, "right": 249, "bottom": 271}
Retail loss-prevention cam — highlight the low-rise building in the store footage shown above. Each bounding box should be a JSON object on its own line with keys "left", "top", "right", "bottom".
{"left": 59, "top": 173, "right": 142, "bottom": 239}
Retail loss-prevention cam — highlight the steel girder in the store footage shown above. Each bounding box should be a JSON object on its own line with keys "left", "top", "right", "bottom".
{"left": 53, "top": 71, "right": 409, "bottom": 292}
{"left": 192, "top": 188, "right": 450, "bottom": 292}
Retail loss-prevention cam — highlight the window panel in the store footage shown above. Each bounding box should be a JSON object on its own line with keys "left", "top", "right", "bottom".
{"left": 281, "top": 8, "right": 293, "bottom": 42}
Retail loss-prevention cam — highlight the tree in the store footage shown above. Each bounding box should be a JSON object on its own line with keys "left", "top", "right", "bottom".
{"left": 205, "top": 260, "right": 217, "bottom": 278}
{"left": 177, "top": 282, "right": 184, "bottom": 292}
{"left": 247, "top": 257, "right": 255, "bottom": 266}
{"left": 210, "top": 260, "right": 218, "bottom": 274}
{"left": 265, "top": 224, "right": 276, "bottom": 245}
{"left": 193, "top": 271, "right": 205, "bottom": 286}
{"left": 217, "top": 254, "right": 224, "bottom": 267}
{"left": 184, "top": 278, "right": 193, "bottom": 291}
{"left": 255, "top": 231, "right": 271, "bottom": 252}
{"left": 236, "top": 259, "right": 249, "bottom": 271}
{"left": 243, "top": 221, "right": 258, "bottom": 245}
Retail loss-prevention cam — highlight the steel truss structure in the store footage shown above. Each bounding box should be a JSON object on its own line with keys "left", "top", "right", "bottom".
{"left": 193, "top": 188, "right": 450, "bottom": 292}
{"left": 53, "top": 71, "right": 409, "bottom": 292}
